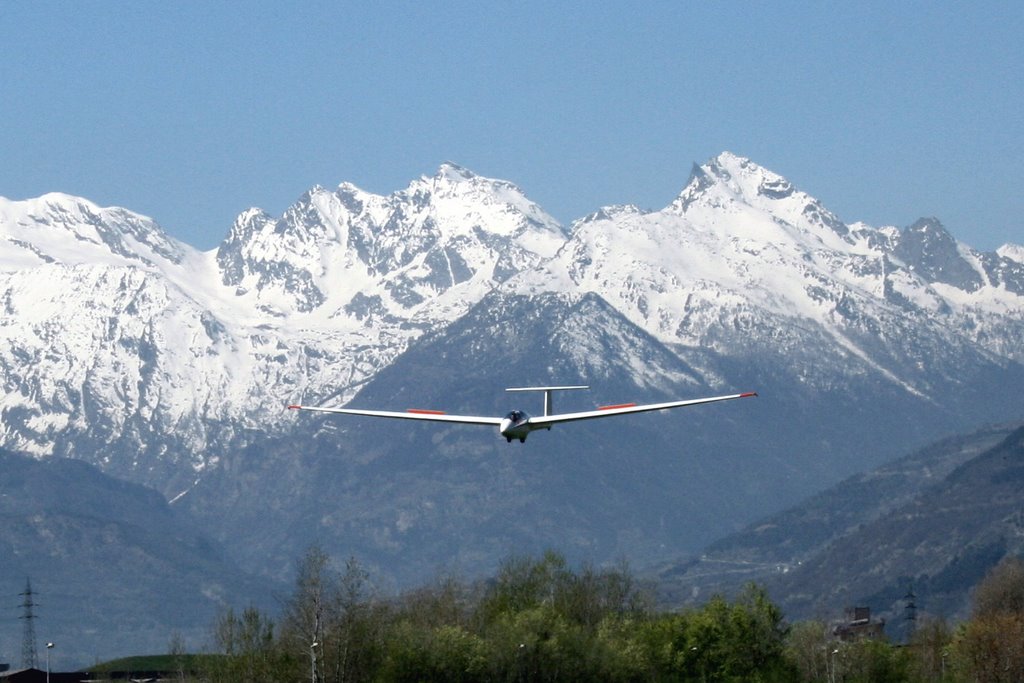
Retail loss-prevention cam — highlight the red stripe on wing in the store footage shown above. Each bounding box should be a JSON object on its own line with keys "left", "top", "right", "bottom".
{"left": 598, "top": 402, "right": 637, "bottom": 410}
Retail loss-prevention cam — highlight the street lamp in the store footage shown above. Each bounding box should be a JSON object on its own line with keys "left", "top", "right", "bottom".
{"left": 46, "top": 642, "right": 54, "bottom": 683}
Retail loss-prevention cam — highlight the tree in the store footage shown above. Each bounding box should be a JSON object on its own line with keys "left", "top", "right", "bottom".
{"left": 210, "top": 606, "right": 278, "bottom": 682}
{"left": 905, "top": 616, "right": 952, "bottom": 683}
{"left": 727, "top": 583, "right": 792, "bottom": 678}
{"left": 785, "top": 620, "right": 829, "bottom": 683}
{"left": 971, "top": 556, "right": 1024, "bottom": 620}
{"left": 279, "top": 546, "right": 387, "bottom": 682}
{"left": 477, "top": 550, "right": 570, "bottom": 624}
{"left": 380, "top": 621, "right": 488, "bottom": 682}
{"left": 952, "top": 613, "right": 1024, "bottom": 683}
{"left": 168, "top": 630, "right": 187, "bottom": 682}
{"left": 632, "top": 584, "right": 794, "bottom": 682}
{"left": 951, "top": 555, "right": 1024, "bottom": 683}
{"left": 326, "top": 556, "right": 386, "bottom": 683}
{"left": 837, "top": 638, "right": 908, "bottom": 683}
{"left": 554, "top": 559, "right": 651, "bottom": 629}
{"left": 280, "top": 545, "right": 336, "bottom": 682}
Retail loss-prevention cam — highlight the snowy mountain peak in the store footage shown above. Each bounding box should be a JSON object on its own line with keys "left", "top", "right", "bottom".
{"left": 670, "top": 153, "right": 850, "bottom": 243}
{"left": 695, "top": 151, "right": 798, "bottom": 203}
{"left": 0, "top": 193, "right": 188, "bottom": 269}
{"left": 410, "top": 164, "right": 565, "bottom": 238}
{"left": 211, "top": 163, "right": 569, "bottom": 322}
{"left": 998, "top": 243, "right": 1024, "bottom": 264}
{"left": 572, "top": 205, "right": 645, "bottom": 230}
{"left": 514, "top": 153, "right": 1024, "bottom": 379}
{"left": 436, "top": 162, "right": 475, "bottom": 182}
{"left": 708, "top": 151, "right": 785, "bottom": 186}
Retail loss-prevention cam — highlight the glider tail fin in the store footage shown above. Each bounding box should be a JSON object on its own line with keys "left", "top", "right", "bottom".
{"left": 505, "top": 385, "right": 589, "bottom": 416}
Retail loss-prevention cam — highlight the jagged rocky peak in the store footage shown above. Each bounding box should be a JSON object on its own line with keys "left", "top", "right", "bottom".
{"left": 904, "top": 216, "right": 952, "bottom": 241}
{"left": 213, "top": 189, "right": 345, "bottom": 311}
{"left": 436, "top": 161, "right": 475, "bottom": 182}
{"left": 670, "top": 153, "right": 849, "bottom": 240}
{"left": 209, "top": 164, "right": 571, "bottom": 317}
{"left": 221, "top": 163, "right": 564, "bottom": 260}
{"left": 677, "top": 162, "right": 716, "bottom": 204}
{"left": 278, "top": 186, "right": 343, "bottom": 240}
{"left": 572, "top": 205, "right": 644, "bottom": 229}
{"left": 895, "top": 217, "right": 983, "bottom": 291}
{"left": 221, "top": 183, "right": 370, "bottom": 259}
{"left": 408, "top": 162, "right": 496, "bottom": 204}
{"left": 998, "top": 243, "right": 1024, "bottom": 264}
{"left": 220, "top": 207, "right": 273, "bottom": 245}
{"left": 671, "top": 156, "right": 730, "bottom": 212}
{"left": 697, "top": 151, "right": 795, "bottom": 200}
{"left": 428, "top": 161, "right": 512, "bottom": 193}
{"left": 334, "top": 181, "right": 370, "bottom": 214}
{"left": 215, "top": 208, "right": 273, "bottom": 285}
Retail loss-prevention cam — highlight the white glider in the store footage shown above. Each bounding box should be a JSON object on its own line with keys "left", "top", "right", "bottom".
{"left": 289, "top": 386, "right": 757, "bottom": 443}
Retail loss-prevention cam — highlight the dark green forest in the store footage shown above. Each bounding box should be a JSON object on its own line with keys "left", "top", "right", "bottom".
{"left": 114, "top": 549, "right": 1024, "bottom": 683}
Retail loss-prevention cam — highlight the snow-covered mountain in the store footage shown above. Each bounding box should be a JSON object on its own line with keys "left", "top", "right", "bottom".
{"left": 1, "top": 152, "right": 1022, "bottom": 559}
{"left": 0, "top": 167, "right": 565, "bottom": 487}
{"left": 513, "top": 153, "right": 1023, "bottom": 371}
{"left": 215, "top": 162, "right": 564, "bottom": 319}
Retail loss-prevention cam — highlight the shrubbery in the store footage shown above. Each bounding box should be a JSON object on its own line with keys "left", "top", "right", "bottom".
{"left": 202, "top": 549, "right": 1024, "bottom": 682}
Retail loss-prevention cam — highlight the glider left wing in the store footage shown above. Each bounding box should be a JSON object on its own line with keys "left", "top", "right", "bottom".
{"left": 287, "top": 405, "right": 504, "bottom": 427}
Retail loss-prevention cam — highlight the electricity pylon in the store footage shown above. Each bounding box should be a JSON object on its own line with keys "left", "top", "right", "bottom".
{"left": 19, "top": 578, "right": 38, "bottom": 669}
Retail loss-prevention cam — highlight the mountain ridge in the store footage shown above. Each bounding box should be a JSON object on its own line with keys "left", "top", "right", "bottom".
{"left": 650, "top": 420, "right": 1024, "bottom": 646}
{"left": 0, "top": 448, "right": 280, "bottom": 666}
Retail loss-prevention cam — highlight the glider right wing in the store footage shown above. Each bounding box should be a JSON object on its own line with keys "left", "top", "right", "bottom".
{"left": 526, "top": 391, "right": 758, "bottom": 428}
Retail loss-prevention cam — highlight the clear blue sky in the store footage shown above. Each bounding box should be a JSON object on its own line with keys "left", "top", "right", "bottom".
{"left": 2, "top": 1, "right": 1021, "bottom": 251}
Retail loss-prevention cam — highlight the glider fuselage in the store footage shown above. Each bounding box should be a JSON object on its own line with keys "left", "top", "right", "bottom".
{"left": 499, "top": 410, "right": 549, "bottom": 442}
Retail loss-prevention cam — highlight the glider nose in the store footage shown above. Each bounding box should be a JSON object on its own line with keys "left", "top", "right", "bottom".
{"left": 499, "top": 417, "right": 513, "bottom": 436}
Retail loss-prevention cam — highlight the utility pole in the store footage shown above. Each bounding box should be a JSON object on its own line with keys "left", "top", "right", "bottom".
{"left": 19, "top": 578, "right": 39, "bottom": 669}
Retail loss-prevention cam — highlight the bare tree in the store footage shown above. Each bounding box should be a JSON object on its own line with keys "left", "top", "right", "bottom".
{"left": 281, "top": 545, "right": 336, "bottom": 682}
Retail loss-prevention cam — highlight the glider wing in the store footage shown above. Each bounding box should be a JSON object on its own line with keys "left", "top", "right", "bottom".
{"left": 288, "top": 404, "right": 504, "bottom": 426}
{"left": 526, "top": 392, "right": 757, "bottom": 428}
